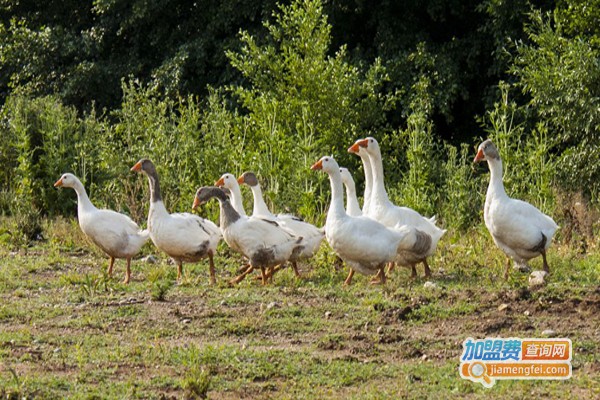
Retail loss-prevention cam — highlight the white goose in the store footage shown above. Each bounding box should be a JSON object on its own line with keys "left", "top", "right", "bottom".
{"left": 350, "top": 137, "right": 445, "bottom": 278}
{"left": 193, "top": 186, "right": 304, "bottom": 285}
{"left": 237, "top": 171, "right": 325, "bottom": 278}
{"left": 131, "top": 159, "right": 221, "bottom": 284}
{"left": 339, "top": 167, "right": 362, "bottom": 217}
{"left": 474, "top": 139, "right": 558, "bottom": 278}
{"left": 215, "top": 173, "right": 247, "bottom": 216}
{"left": 54, "top": 173, "right": 149, "bottom": 284}
{"left": 311, "top": 156, "right": 431, "bottom": 285}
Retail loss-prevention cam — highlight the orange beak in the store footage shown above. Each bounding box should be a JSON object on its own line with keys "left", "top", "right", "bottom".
{"left": 215, "top": 177, "right": 225, "bottom": 187}
{"left": 53, "top": 178, "right": 63, "bottom": 187}
{"left": 357, "top": 138, "right": 369, "bottom": 148}
{"left": 192, "top": 197, "right": 202, "bottom": 210}
{"left": 473, "top": 149, "right": 485, "bottom": 163}
{"left": 237, "top": 175, "right": 245, "bottom": 184}
{"left": 131, "top": 161, "right": 142, "bottom": 172}
{"left": 348, "top": 143, "right": 360, "bottom": 154}
{"left": 310, "top": 159, "right": 323, "bottom": 171}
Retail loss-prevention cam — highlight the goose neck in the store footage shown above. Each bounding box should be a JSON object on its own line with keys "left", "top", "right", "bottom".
{"left": 72, "top": 180, "right": 96, "bottom": 216}
{"left": 367, "top": 149, "right": 390, "bottom": 205}
{"left": 229, "top": 183, "right": 247, "bottom": 216}
{"left": 250, "top": 184, "right": 274, "bottom": 218}
{"left": 327, "top": 170, "right": 347, "bottom": 221}
{"left": 487, "top": 158, "right": 507, "bottom": 200}
{"left": 359, "top": 153, "right": 373, "bottom": 213}
{"left": 217, "top": 197, "right": 241, "bottom": 229}
{"left": 344, "top": 180, "right": 361, "bottom": 216}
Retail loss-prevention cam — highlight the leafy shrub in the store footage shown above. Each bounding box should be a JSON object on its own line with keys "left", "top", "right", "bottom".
{"left": 512, "top": 9, "right": 600, "bottom": 198}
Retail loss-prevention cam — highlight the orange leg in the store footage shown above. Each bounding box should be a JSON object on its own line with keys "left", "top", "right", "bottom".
{"left": 343, "top": 269, "right": 355, "bottom": 286}
{"left": 177, "top": 261, "right": 183, "bottom": 281}
{"left": 260, "top": 266, "right": 267, "bottom": 285}
{"left": 386, "top": 261, "right": 395, "bottom": 274}
{"left": 123, "top": 257, "right": 131, "bottom": 284}
{"left": 107, "top": 256, "right": 115, "bottom": 277}
{"left": 370, "top": 269, "right": 382, "bottom": 284}
{"left": 291, "top": 262, "right": 302, "bottom": 278}
{"left": 541, "top": 250, "right": 550, "bottom": 273}
{"left": 422, "top": 259, "right": 431, "bottom": 278}
{"left": 230, "top": 265, "right": 254, "bottom": 285}
{"left": 208, "top": 251, "right": 216, "bottom": 285}
{"left": 370, "top": 267, "right": 386, "bottom": 285}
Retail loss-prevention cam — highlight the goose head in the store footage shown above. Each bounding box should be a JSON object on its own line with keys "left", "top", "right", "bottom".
{"left": 130, "top": 158, "right": 157, "bottom": 175}
{"left": 474, "top": 139, "right": 500, "bottom": 163}
{"left": 347, "top": 138, "right": 370, "bottom": 156}
{"left": 311, "top": 156, "right": 340, "bottom": 174}
{"left": 237, "top": 171, "right": 259, "bottom": 187}
{"left": 192, "top": 186, "right": 229, "bottom": 209}
{"left": 53, "top": 173, "right": 79, "bottom": 189}
{"left": 215, "top": 173, "right": 238, "bottom": 189}
{"left": 349, "top": 137, "right": 379, "bottom": 155}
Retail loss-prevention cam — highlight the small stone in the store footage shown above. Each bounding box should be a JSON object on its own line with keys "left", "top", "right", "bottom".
{"left": 324, "top": 311, "right": 332, "bottom": 319}
{"left": 181, "top": 318, "right": 192, "bottom": 324}
{"left": 541, "top": 329, "right": 556, "bottom": 337}
{"left": 524, "top": 310, "right": 531, "bottom": 316}
{"left": 53, "top": 347, "right": 61, "bottom": 354}
{"left": 529, "top": 271, "right": 548, "bottom": 288}
{"left": 376, "top": 326, "right": 383, "bottom": 335}
{"left": 498, "top": 303, "right": 509, "bottom": 312}
{"left": 142, "top": 255, "right": 158, "bottom": 264}
{"left": 266, "top": 301, "right": 279, "bottom": 310}
{"left": 421, "top": 354, "right": 428, "bottom": 361}
{"left": 423, "top": 281, "right": 438, "bottom": 290}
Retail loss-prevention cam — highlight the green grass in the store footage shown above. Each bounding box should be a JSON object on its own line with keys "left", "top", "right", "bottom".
{"left": 0, "top": 219, "right": 599, "bottom": 399}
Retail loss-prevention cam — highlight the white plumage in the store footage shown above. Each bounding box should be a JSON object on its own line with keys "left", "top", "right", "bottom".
{"left": 474, "top": 139, "right": 558, "bottom": 278}
{"left": 237, "top": 171, "right": 325, "bottom": 278}
{"left": 311, "top": 156, "right": 427, "bottom": 285}
{"left": 54, "top": 173, "right": 149, "bottom": 284}
{"left": 349, "top": 137, "right": 445, "bottom": 278}
{"left": 193, "top": 186, "right": 304, "bottom": 285}
{"left": 339, "top": 167, "right": 362, "bottom": 217}
{"left": 131, "top": 159, "right": 221, "bottom": 283}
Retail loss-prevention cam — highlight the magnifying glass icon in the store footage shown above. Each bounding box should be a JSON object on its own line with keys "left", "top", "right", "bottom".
{"left": 469, "top": 361, "right": 492, "bottom": 385}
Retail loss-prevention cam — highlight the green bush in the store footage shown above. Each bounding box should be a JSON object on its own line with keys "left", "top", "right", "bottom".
{"left": 512, "top": 9, "right": 600, "bottom": 198}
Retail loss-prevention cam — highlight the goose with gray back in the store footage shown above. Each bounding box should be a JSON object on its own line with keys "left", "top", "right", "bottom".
{"left": 131, "top": 159, "right": 221, "bottom": 284}
{"left": 237, "top": 171, "right": 325, "bottom": 278}
{"left": 311, "top": 156, "right": 432, "bottom": 286}
{"left": 193, "top": 186, "right": 304, "bottom": 285}
{"left": 54, "top": 173, "right": 149, "bottom": 284}
{"left": 474, "top": 139, "right": 558, "bottom": 279}
{"left": 350, "top": 137, "right": 446, "bottom": 279}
